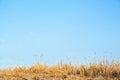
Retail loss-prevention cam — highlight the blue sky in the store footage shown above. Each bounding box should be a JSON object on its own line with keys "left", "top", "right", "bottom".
{"left": 0, "top": 0, "right": 120, "bottom": 67}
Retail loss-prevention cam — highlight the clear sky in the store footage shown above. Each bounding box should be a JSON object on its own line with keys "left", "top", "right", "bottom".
{"left": 0, "top": 0, "right": 120, "bottom": 67}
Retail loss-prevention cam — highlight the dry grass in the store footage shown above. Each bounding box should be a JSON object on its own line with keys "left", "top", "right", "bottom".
{"left": 0, "top": 60, "right": 120, "bottom": 80}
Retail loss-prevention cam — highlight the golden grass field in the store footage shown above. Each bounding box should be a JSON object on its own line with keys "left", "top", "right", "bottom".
{"left": 0, "top": 60, "right": 120, "bottom": 80}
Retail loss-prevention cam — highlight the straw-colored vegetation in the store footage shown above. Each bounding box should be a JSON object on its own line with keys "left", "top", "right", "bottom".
{"left": 0, "top": 60, "right": 120, "bottom": 80}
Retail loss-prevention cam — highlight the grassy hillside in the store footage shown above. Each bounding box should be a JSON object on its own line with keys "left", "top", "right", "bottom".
{"left": 0, "top": 60, "right": 120, "bottom": 80}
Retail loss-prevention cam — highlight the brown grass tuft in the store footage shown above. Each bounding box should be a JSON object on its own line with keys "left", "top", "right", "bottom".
{"left": 0, "top": 60, "right": 119, "bottom": 80}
